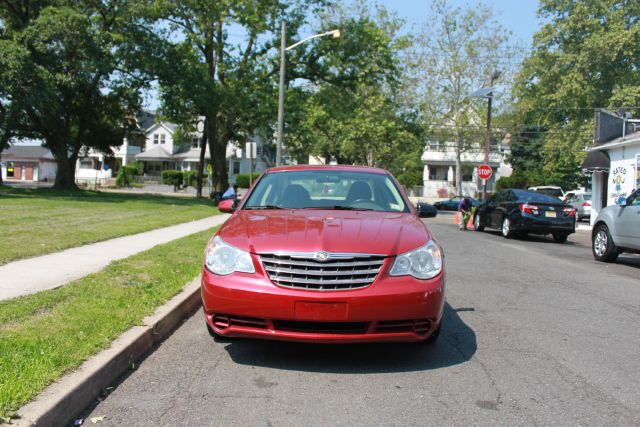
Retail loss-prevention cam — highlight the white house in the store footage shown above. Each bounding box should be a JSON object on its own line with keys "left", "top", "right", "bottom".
{"left": 421, "top": 135, "right": 512, "bottom": 200}
{"left": 583, "top": 109, "right": 640, "bottom": 224}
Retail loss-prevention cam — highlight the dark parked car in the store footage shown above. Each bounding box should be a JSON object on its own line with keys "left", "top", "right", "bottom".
{"left": 433, "top": 196, "right": 479, "bottom": 211}
{"left": 473, "top": 189, "right": 576, "bottom": 242}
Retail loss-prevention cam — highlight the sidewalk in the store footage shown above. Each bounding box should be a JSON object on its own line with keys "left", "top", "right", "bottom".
{"left": 0, "top": 214, "right": 230, "bottom": 301}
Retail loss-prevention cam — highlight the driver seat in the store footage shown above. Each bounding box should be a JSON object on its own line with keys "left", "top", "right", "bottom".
{"left": 345, "top": 181, "right": 372, "bottom": 204}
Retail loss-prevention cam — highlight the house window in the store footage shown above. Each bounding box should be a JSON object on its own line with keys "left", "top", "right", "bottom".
{"left": 233, "top": 161, "right": 240, "bottom": 174}
{"left": 153, "top": 135, "right": 159, "bottom": 144}
{"left": 192, "top": 137, "right": 200, "bottom": 149}
{"left": 160, "top": 134, "right": 166, "bottom": 144}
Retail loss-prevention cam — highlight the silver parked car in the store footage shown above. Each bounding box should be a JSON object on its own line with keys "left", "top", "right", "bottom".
{"left": 565, "top": 193, "right": 592, "bottom": 221}
{"left": 592, "top": 188, "right": 640, "bottom": 262}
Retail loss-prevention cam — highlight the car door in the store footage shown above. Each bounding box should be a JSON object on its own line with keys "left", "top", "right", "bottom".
{"left": 489, "top": 191, "right": 507, "bottom": 228}
{"left": 615, "top": 189, "right": 640, "bottom": 248}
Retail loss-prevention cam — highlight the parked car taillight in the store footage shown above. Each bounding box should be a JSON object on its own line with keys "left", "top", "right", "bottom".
{"left": 563, "top": 207, "right": 576, "bottom": 217}
{"left": 519, "top": 203, "right": 540, "bottom": 215}
{"left": 582, "top": 201, "right": 591, "bottom": 207}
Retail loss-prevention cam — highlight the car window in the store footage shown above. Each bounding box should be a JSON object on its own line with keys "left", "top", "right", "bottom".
{"left": 513, "top": 189, "right": 562, "bottom": 203}
{"left": 531, "top": 188, "right": 563, "bottom": 198}
{"left": 243, "top": 170, "right": 409, "bottom": 212}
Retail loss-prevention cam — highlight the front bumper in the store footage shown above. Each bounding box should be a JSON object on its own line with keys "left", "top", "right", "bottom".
{"left": 201, "top": 259, "right": 445, "bottom": 343}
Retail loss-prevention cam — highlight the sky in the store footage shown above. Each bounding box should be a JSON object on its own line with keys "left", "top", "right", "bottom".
{"left": 375, "top": 0, "right": 540, "bottom": 48}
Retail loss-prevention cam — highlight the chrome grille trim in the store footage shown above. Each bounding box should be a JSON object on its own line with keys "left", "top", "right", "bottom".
{"left": 260, "top": 252, "right": 386, "bottom": 291}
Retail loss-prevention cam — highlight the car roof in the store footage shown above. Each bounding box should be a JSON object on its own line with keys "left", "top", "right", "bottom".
{"left": 265, "top": 164, "right": 390, "bottom": 175}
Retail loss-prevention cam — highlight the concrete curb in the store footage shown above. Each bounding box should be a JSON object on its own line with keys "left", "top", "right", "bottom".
{"left": 13, "top": 278, "right": 203, "bottom": 427}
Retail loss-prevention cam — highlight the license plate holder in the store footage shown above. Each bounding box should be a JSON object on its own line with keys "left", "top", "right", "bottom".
{"left": 545, "top": 211, "right": 556, "bottom": 218}
{"left": 294, "top": 302, "right": 348, "bottom": 321}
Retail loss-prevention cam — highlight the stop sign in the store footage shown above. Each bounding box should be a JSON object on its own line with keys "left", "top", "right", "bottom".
{"left": 477, "top": 164, "right": 493, "bottom": 181}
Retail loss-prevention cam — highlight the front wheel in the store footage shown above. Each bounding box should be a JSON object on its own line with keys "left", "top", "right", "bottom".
{"left": 501, "top": 216, "right": 514, "bottom": 239}
{"left": 592, "top": 224, "right": 619, "bottom": 262}
{"left": 473, "top": 214, "right": 484, "bottom": 231}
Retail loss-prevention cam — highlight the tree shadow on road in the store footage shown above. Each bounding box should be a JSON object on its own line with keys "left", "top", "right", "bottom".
{"left": 223, "top": 302, "right": 476, "bottom": 374}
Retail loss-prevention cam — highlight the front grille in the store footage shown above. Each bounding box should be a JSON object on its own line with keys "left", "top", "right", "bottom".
{"left": 274, "top": 320, "right": 369, "bottom": 334}
{"left": 260, "top": 252, "right": 385, "bottom": 291}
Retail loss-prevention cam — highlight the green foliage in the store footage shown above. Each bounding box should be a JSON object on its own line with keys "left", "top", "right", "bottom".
{"left": 235, "top": 173, "right": 261, "bottom": 189}
{"left": 115, "top": 168, "right": 130, "bottom": 188}
{"left": 161, "top": 170, "right": 183, "bottom": 188}
{"left": 0, "top": 2, "right": 148, "bottom": 189}
{"left": 513, "top": 0, "right": 640, "bottom": 188}
{"left": 496, "top": 172, "right": 529, "bottom": 191}
{"left": 182, "top": 171, "right": 206, "bottom": 188}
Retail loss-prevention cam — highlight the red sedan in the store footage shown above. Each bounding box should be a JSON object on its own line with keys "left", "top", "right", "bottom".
{"left": 201, "top": 165, "right": 445, "bottom": 344}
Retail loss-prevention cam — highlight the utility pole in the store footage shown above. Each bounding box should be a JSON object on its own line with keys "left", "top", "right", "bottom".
{"left": 276, "top": 21, "right": 286, "bottom": 167}
{"left": 481, "top": 70, "right": 501, "bottom": 200}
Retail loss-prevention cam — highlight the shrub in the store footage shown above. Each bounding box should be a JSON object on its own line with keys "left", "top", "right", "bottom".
{"left": 182, "top": 171, "right": 207, "bottom": 188}
{"left": 235, "top": 172, "right": 260, "bottom": 188}
{"left": 115, "top": 168, "right": 130, "bottom": 187}
{"left": 496, "top": 172, "right": 529, "bottom": 191}
{"left": 161, "top": 170, "right": 183, "bottom": 190}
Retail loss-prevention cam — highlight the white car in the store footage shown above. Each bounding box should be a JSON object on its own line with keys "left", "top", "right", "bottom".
{"left": 528, "top": 186, "right": 565, "bottom": 200}
{"left": 592, "top": 188, "right": 640, "bottom": 262}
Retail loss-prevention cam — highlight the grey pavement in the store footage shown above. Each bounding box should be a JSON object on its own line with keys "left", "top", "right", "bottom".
{"left": 84, "top": 213, "right": 640, "bottom": 425}
{"left": 0, "top": 214, "right": 229, "bottom": 301}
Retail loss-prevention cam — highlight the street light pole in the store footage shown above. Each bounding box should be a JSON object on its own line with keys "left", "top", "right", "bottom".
{"left": 276, "top": 21, "right": 286, "bottom": 167}
{"left": 275, "top": 24, "right": 340, "bottom": 167}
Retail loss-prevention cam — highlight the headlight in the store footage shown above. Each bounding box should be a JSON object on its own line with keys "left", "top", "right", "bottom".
{"left": 390, "top": 240, "right": 443, "bottom": 280}
{"left": 204, "top": 236, "right": 255, "bottom": 275}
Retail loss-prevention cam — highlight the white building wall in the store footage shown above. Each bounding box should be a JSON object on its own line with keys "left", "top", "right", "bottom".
{"left": 145, "top": 125, "right": 176, "bottom": 153}
{"left": 607, "top": 147, "right": 639, "bottom": 206}
{"left": 40, "top": 161, "right": 57, "bottom": 182}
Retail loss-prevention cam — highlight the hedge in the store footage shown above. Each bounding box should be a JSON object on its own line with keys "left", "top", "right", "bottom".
{"left": 235, "top": 172, "right": 261, "bottom": 188}
{"left": 161, "top": 170, "right": 183, "bottom": 189}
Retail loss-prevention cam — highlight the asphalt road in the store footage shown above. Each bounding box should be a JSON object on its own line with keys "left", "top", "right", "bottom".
{"left": 83, "top": 213, "right": 640, "bottom": 426}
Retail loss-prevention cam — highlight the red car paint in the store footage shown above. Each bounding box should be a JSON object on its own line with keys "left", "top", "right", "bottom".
{"left": 201, "top": 165, "right": 445, "bottom": 343}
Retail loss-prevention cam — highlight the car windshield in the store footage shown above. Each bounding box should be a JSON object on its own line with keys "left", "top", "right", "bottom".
{"left": 532, "top": 188, "right": 563, "bottom": 198}
{"left": 243, "top": 170, "right": 409, "bottom": 212}
{"left": 514, "top": 190, "right": 563, "bottom": 203}
{"left": 583, "top": 194, "right": 592, "bottom": 201}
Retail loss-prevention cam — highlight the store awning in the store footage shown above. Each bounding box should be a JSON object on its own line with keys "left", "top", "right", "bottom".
{"left": 581, "top": 150, "right": 610, "bottom": 172}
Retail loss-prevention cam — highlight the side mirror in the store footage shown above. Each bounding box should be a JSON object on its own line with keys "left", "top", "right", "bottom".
{"left": 416, "top": 202, "right": 437, "bottom": 218}
{"left": 218, "top": 198, "right": 237, "bottom": 213}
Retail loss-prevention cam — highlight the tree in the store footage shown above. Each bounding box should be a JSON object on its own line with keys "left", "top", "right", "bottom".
{"left": 284, "top": 2, "right": 418, "bottom": 168}
{"left": 409, "top": 0, "right": 511, "bottom": 195}
{"left": 513, "top": 0, "right": 640, "bottom": 189}
{"left": 145, "top": 0, "right": 327, "bottom": 198}
{"left": 0, "top": 1, "right": 149, "bottom": 189}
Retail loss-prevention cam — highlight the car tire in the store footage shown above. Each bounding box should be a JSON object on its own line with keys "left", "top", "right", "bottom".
{"left": 207, "top": 322, "right": 233, "bottom": 342}
{"left": 423, "top": 321, "right": 441, "bottom": 344}
{"left": 473, "top": 214, "right": 484, "bottom": 231}
{"left": 501, "top": 216, "right": 514, "bottom": 239}
{"left": 552, "top": 233, "right": 568, "bottom": 243}
{"left": 592, "top": 224, "right": 619, "bottom": 262}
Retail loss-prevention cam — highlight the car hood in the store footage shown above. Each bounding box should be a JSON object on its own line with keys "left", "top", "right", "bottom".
{"left": 217, "top": 210, "right": 431, "bottom": 256}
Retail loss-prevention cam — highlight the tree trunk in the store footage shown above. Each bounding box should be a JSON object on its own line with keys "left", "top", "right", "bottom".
{"left": 196, "top": 118, "right": 208, "bottom": 198}
{"left": 455, "top": 134, "right": 463, "bottom": 196}
{"left": 206, "top": 116, "right": 228, "bottom": 200}
{"left": 50, "top": 142, "right": 79, "bottom": 190}
{"left": 0, "top": 150, "right": 3, "bottom": 186}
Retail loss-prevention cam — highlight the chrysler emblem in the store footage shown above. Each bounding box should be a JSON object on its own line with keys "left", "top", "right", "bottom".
{"left": 314, "top": 251, "right": 330, "bottom": 262}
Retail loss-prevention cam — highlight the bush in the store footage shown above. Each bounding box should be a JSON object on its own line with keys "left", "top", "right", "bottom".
{"left": 495, "top": 172, "right": 529, "bottom": 191}
{"left": 235, "top": 172, "right": 260, "bottom": 188}
{"left": 161, "top": 170, "right": 183, "bottom": 190}
{"left": 115, "top": 168, "right": 130, "bottom": 187}
{"left": 182, "top": 171, "right": 207, "bottom": 188}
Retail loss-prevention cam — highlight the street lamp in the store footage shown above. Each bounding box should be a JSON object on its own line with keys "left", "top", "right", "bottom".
{"left": 276, "top": 23, "right": 341, "bottom": 166}
{"left": 469, "top": 70, "right": 502, "bottom": 199}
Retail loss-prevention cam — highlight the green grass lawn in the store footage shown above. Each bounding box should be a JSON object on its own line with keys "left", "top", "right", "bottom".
{"left": 0, "top": 186, "right": 219, "bottom": 265}
{"left": 0, "top": 227, "right": 217, "bottom": 420}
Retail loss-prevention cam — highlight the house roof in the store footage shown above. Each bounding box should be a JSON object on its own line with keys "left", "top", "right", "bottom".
{"left": 145, "top": 121, "right": 178, "bottom": 136}
{"left": 135, "top": 146, "right": 173, "bottom": 161}
{"left": 588, "top": 133, "right": 640, "bottom": 152}
{"left": 3, "top": 146, "right": 54, "bottom": 161}
{"left": 174, "top": 147, "right": 210, "bottom": 161}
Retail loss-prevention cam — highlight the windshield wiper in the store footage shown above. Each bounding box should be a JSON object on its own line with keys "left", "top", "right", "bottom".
{"left": 244, "top": 205, "right": 286, "bottom": 210}
{"left": 328, "top": 205, "right": 375, "bottom": 211}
